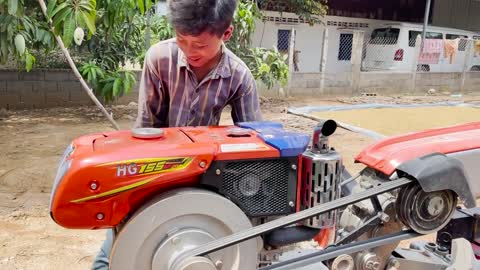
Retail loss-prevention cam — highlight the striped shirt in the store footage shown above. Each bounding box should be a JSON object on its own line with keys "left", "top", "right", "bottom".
{"left": 135, "top": 38, "right": 262, "bottom": 128}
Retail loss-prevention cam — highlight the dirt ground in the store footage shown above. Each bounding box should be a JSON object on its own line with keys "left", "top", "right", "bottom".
{"left": 0, "top": 94, "right": 479, "bottom": 270}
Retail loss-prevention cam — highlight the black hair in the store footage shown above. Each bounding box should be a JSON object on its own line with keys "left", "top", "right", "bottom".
{"left": 167, "top": 0, "right": 238, "bottom": 37}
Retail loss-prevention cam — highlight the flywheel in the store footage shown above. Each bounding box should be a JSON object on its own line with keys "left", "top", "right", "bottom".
{"left": 109, "top": 188, "right": 258, "bottom": 270}
{"left": 396, "top": 183, "right": 457, "bottom": 235}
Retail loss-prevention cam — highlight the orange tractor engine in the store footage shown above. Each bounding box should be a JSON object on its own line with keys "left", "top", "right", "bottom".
{"left": 49, "top": 121, "right": 342, "bottom": 267}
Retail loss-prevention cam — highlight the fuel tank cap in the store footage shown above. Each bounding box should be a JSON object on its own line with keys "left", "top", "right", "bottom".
{"left": 227, "top": 127, "right": 251, "bottom": 137}
{"left": 131, "top": 128, "right": 165, "bottom": 139}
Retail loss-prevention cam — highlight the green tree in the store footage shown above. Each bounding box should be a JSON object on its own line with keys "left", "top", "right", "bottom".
{"left": 0, "top": 0, "right": 327, "bottom": 102}
{"left": 228, "top": 1, "right": 290, "bottom": 89}
{"left": 0, "top": 0, "right": 153, "bottom": 104}
{"left": 258, "top": 0, "right": 328, "bottom": 25}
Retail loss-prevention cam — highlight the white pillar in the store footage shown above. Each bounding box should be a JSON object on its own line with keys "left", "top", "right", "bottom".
{"left": 411, "top": 34, "right": 422, "bottom": 92}
{"left": 460, "top": 39, "right": 473, "bottom": 92}
{"left": 351, "top": 30, "right": 365, "bottom": 93}
{"left": 320, "top": 27, "right": 329, "bottom": 94}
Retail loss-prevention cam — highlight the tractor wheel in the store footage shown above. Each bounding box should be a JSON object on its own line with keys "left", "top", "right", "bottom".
{"left": 110, "top": 188, "right": 258, "bottom": 270}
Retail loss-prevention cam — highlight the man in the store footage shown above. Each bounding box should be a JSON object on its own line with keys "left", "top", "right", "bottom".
{"left": 92, "top": 0, "right": 262, "bottom": 268}
{"left": 134, "top": 0, "right": 262, "bottom": 129}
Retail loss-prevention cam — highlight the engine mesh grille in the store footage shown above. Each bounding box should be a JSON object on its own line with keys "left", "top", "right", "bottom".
{"left": 222, "top": 159, "right": 290, "bottom": 216}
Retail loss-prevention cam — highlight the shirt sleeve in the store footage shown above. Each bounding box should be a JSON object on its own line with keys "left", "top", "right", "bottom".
{"left": 229, "top": 70, "right": 263, "bottom": 123}
{"left": 134, "top": 49, "right": 168, "bottom": 128}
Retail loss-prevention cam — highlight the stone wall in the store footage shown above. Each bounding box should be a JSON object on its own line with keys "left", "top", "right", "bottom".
{"left": 0, "top": 69, "right": 140, "bottom": 110}
{"left": 2, "top": 69, "right": 480, "bottom": 110}
{"left": 280, "top": 71, "right": 480, "bottom": 97}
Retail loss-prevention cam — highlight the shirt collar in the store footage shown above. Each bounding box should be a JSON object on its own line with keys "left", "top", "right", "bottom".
{"left": 177, "top": 42, "right": 232, "bottom": 79}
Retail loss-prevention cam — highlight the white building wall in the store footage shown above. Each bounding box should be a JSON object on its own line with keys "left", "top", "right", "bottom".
{"left": 325, "top": 29, "right": 352, "bottom": 74}
{"left": 252, "top": 20, "right": 277, "bottom": 49}
{"left": 293, "top": 24, "right": 325, "bottom": 72}
{"left": 252, "top": 19, "right": 324, "bottom": 72}
{"left": 155, "top": 1, "right": 168, "bottom": 16}
{"left": 252, "top": 11, "right": 395, "bottom": 73}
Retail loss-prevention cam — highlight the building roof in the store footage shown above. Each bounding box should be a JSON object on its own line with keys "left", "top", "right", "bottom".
{"left": 379, "top": 22, "right": 479, "bottom": 35}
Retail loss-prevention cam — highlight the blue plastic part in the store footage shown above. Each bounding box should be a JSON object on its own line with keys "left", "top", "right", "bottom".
{"left": 236, "top": 121, "right": 311, "bottom": 157}
{"left": 237, "top": 121, "right": 283, "bottom": 130}
{"left": 258, "top": 129, "right": 311, "bottom": 157}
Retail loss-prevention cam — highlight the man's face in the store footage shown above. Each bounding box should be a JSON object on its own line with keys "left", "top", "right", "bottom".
{"left": 176, "top": 26, "right": 233, "bottom": 68}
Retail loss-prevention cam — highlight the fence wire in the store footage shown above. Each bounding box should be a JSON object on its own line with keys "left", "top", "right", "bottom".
{"left": 356, "top": 34, "right": 480, "bottom": 93}
{"left": 361, "top": 36, "right": 401, "bottom": 72}
{"left": 271, "top": 25, "right": 480, "bottom": 95}
{"left": 360, "top": 34, "right": 480, "bottom": 73}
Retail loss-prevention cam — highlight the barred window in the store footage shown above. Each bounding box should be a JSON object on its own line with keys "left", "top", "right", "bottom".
{"left": 277, "top": 30, "right": 291, "bottom": 52}
{"left": 338, "top": 33, "right": 353, "bottom": 61}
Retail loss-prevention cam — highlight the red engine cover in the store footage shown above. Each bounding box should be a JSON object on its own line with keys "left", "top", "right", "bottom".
{"left": 50, "top": 126, "right": 280, "bottom": 229}
{"left": 355, "top": 122, "right": 480, "bottom": 176}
